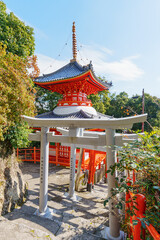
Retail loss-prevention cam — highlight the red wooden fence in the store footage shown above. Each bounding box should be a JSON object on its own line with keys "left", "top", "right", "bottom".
{"left": 125, "top": 178, "right": 160, "bottom": 240}
{"left": 16, "top": 146, "right": 106, "bottom": 173}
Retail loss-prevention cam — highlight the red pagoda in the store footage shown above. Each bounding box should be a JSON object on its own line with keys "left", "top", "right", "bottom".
{"left": 34, "top": 22, "right": 112, "bottom": 119}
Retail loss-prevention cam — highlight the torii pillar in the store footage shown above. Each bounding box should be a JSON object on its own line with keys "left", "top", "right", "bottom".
{"left": 39, "top": 127, "right": 49, "bottom": 213}
{"left": 104, "top": 129, "right": 123, "bottom": 239}
{"left": 34, "top": 126, "right": 54, "bottom": 217}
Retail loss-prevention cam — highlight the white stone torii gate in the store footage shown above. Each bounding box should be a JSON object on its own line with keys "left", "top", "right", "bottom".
{"left": 22, "top": 114, "right": 147, "bottom": 240}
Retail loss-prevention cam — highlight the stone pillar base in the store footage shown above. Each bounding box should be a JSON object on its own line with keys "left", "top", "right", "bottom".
{"left": 64, "top": 192, "right": 81, "bottom": 202}
{"left": 34, "top": 207, "right": 56, "bottom": 220}
{"left": 101, "top": 227, "right": 124, "bottom": 240}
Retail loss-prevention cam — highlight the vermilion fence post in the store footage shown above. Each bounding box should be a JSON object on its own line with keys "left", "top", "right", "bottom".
{"left": 87, "top": 151, "right": 92, "bottom": 185}
{"left": 87, "top": 150, "right": 94, "bottom": 191}
{"left": 56, "top": 143, "right": 59, "bottom": 166}
{"left": 82, "top": 148, "right": 85, "bottom": 170}
{"left": 91, "top": 150, "right": 96, "bottom": 186}
{"left": 34, "top": 147, "right": 36, "bottom": 164}
{"left": 133, "top": 194, "right": 146, "bottom": 240}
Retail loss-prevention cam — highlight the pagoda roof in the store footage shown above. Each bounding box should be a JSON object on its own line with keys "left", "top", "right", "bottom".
{"left": 34, "top": 60, "right": 112, "bottom": 89}
{"left": 36, "top": 109, "right": 113, "bottom": 120}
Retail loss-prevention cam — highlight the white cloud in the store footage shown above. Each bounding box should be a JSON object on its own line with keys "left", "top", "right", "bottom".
{"left": 95, "top": 57, "right": 144, "bottom": 81}
{"left": 36, "top": 45, "right": 144, "bottom": 82}
{"left": 78, "top": 45, "right": 144, "bottom": 82}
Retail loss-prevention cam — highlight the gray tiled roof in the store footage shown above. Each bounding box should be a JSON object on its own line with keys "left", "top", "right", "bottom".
{"left": 34, "top": 61, "right": 90, "bottom": 83}
{"left": 34, "top": 61, "right": 112, "bottom": 88}
{"left": 36, "top": 110, "right": 113, "bottom": 120}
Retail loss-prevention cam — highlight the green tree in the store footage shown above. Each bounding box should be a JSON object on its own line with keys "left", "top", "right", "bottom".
{"left": 107, "top": 92, "right": 160, "bottom": 131}
{"left": 0, "top": 1, "right": 35, "bottom": 57}
{"left": 107, "top": 92, "right": 129, "bottom": 117}
{"left": 0, "top": 44, "right": 35, "bottom": 156}
{"left": 127, "top": 94, "right": 160, "bottom": 131}
{"left": 88, "top": 90, "right": 110, "bottom": 114}
{"left": 88, "top": 77, "right": 111, "bottom": 114}
{"left": 0, "top": 1, "right": 39, "bottom": 155}
{"left": 35, "top": 86, "right": 62, "bottom": 115}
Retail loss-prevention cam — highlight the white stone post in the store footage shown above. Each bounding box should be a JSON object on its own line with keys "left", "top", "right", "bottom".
{"left": 69, "top": 143, "right": 76, "bottom": 198}
{"left": 39, "top": 127, "right": 49, "bottom": 213}
{"left": 104, "top": 129, "right": 123, "bottom": 240}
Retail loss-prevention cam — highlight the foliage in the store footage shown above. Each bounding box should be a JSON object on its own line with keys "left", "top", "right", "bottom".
{"left": 88, "top": 77, "right": 111, "bottom": 114}
{"left": 0, "top": 2, "right": 39, "bottom": 155}
{"left": 35, "top": 86, "right": 62, "bottom": 115}
{"left": 5, "top": 123, "right": 32, "bottom": 149}
{"left": 105, "top": 129, "right": 160, "bottom": 237}
{"left": 28, "top": 55, "right": 40, "bottom": 78}
{"left": 127, "top": 94, "right": 160, "bottom": 131}
{"left": 107, "top": 92, "right": 129, "bottom": 117}
{"left": 0, "top": 43, "right": 35, "bottom": 153}
{"left": 88, "top": 90, "right": 110, "bottom": 114}
{"left": 0, "top": 1, "right": 35, "bottom": 57}
{"left": 89, "top": 89, "right": 160, "bottom": 131}
{"left": 107, "top": 92, "right": 160, "bottom": 131}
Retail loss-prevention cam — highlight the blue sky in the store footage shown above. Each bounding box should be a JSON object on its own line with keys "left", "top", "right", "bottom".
{"left": 4, "top": 0, "right": 160, "bottom": 97}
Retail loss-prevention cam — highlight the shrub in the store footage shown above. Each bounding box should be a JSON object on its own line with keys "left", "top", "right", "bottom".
{"left": 105, "top": 128, "right": 160, "bottom": 237}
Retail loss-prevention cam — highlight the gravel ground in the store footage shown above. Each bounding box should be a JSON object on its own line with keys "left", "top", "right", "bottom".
{"left": 0, "top": 162, "right": 109, "bottom": 240}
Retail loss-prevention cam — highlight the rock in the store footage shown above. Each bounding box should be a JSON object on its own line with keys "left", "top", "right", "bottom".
{"left": 0, "top": 156, "right": 27, "bottom": 215}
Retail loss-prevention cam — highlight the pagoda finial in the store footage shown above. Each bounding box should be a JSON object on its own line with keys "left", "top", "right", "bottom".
{"left": 72, "top": 21, "right": 77, "bottom": 61}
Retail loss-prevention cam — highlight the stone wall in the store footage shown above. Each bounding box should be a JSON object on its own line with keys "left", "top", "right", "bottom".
{"left": 0, "top": 155, "right": 27, "bottom": 215}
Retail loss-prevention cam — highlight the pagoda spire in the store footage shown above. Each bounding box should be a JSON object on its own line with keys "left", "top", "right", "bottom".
{"left": 71, "top": 22, "right": 77, "bottom": 61}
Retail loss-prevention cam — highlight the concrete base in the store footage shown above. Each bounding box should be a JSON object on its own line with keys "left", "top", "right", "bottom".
{"left": 101, "top": 227, "right": 124, "bottom": 240}
{"left": 64, "top": 192, "right": 81, "bottom": 202}
{"left": 34, "top": 207, "right": 56, "bottom": 220}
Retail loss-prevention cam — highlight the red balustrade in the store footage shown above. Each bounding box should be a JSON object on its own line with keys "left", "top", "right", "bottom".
{"left": 125, "top": 178, "right": 160, "bottom": 240}
{"left": 16, "top": 147, "right": 106, "bottom": 174}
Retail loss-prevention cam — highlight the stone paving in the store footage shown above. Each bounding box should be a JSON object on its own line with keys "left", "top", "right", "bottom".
{"left": 0, "top": 162, "right": 109, "bottom": 240}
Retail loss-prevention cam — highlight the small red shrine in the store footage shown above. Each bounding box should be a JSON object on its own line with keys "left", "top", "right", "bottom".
{"left": 17, "top": 22, "right": 112, "bottom": 190}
